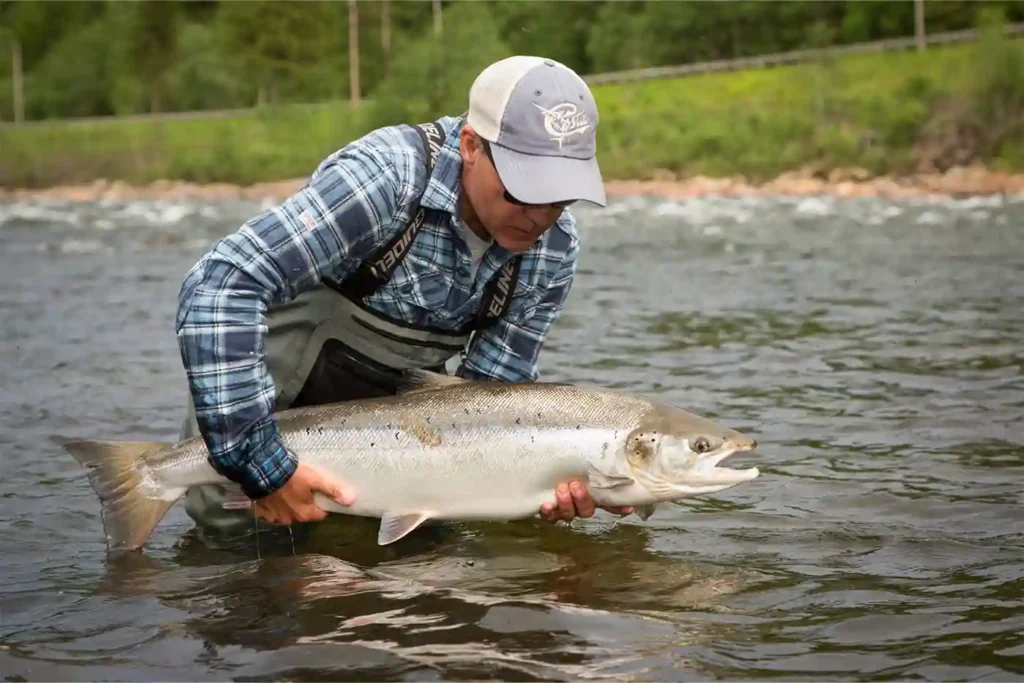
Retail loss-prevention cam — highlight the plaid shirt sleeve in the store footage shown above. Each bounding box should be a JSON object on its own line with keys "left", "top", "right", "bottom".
{"left": 457, "top": 228, "right": 580, "bottom": 383}
{"left": 174, "top": 144, "right": 409, "bottom": 499}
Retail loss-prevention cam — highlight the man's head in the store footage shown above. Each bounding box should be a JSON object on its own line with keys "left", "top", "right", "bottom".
{"left": 459, "top": 56, "right": 605, "bottom": 252}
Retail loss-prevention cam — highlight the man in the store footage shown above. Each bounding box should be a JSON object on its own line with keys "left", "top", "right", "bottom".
{"left": 175, "top": 55, "right": 633, "bottom": 542}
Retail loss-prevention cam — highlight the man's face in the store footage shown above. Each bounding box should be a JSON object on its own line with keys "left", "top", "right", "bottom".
{"left": 459, "top": 126, "right": 571, "bottom": 253}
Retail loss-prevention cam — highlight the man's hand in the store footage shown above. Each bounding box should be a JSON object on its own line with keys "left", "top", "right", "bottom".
{"left": 539, "top": 480, "right": 634, "bottom": 523}
{"left": 253, "top": 463, "right": 355, "bottom": 526}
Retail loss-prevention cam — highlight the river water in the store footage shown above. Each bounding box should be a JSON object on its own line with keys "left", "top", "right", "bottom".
{"left": 1, "top": 190, "right": 1022, "bottom": 681}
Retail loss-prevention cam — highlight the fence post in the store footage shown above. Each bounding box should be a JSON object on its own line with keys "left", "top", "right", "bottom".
{"left": 381, "top": 0, "right": 391, "bottom": 66}
{"left": 12, "top": 38, "right": 24, "bottom": 123}
{"left": 915, "top": 0, "right": 926, "bottom": 52}
{"left": 349, "top": 0, "right": 360, "bottom": 105}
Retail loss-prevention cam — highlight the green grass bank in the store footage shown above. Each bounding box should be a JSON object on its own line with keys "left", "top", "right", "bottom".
{"left": 2, "top": 40, "right": 1022, "bottom": 190}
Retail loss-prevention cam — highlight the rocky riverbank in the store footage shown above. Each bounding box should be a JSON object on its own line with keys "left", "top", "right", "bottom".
{"left": 2, "top": 164, "right": 1023, "bottom": 204}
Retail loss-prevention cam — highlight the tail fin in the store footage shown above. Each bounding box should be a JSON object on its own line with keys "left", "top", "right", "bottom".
{"left": 64, "top": 439, "right": 177, "bottom": 552}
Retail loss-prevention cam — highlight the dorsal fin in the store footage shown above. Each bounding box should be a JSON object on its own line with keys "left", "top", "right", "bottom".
{"left": 395, "top": 369, "right": 471, "bottom": 395}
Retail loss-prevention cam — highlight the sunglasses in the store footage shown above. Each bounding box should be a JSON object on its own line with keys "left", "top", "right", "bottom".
{"left": 480, "top": 139, "right": 575, "bottom": 210}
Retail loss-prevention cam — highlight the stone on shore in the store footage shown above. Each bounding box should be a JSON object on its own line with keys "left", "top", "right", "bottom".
{"left": 1, "top": 165, "right": 1021, "bottom": 203}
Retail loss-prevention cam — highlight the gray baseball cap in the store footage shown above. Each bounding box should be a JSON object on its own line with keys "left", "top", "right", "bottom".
{"left": 467, "top": 56, "right": 606, "bottom": 207}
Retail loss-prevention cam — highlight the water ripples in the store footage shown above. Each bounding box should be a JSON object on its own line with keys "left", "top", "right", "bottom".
{"left": 1, "top": 192, "right": 1022, "bottom": 680}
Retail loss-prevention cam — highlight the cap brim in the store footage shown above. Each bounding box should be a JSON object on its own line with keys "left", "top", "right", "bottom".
{"left": 490, "top": 144, "right": 606, "bottom": 208}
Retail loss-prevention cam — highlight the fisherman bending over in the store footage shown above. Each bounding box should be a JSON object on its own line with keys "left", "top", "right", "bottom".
{"left": 174, "top": 55, "right": 633, "bottom": 541}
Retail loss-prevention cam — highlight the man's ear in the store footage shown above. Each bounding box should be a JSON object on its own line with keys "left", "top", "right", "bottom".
{"left": 458, "top": 125, "right": 482, "bottom": 166}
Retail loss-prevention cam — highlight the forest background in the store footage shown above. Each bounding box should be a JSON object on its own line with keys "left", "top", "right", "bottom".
{"left": 1, "top": 0, "right": 1023, "bottom": 192}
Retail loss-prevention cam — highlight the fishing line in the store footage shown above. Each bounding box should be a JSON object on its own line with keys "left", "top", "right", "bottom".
{"left": 253, "top": 504, "right": 261, "bottom": 560}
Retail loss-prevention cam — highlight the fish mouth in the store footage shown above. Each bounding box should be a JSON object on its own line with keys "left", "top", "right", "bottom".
{"left": 695, "top": 447, "right": 760, "bottom": 483}
{"left": 637, "top": 444, "right": 760, "bottom": 498}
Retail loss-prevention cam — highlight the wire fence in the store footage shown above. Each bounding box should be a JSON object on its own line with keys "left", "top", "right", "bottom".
{"left": 6, "top": 21, "right": 1023, "bottom": 128}
{"left": 583, "top": 22, "right": 1024, "bottom": 85}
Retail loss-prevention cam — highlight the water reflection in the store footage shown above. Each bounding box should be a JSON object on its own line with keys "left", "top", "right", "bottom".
{"left": 84, "top": 520, "right": 761, "bottom": 680}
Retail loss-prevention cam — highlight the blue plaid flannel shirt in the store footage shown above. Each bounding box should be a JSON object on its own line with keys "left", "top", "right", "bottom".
{"left": 175, "top": 115, "right": 581, "bottom": 499}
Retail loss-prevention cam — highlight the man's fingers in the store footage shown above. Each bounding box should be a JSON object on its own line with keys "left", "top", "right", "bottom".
{"left": 303, "top": 504, "right": 328, "bottom": 522}
{"left": 542, "top": 482, "right": 606, "bottom": 523}
{"left": 255, "top": 504, "right": 278, "bottom": 525}
{"left": 306, "top": 467, "right": 356, "bottom": 506}
{"left": 556, "top": 483, "right": 575, "bottom": 521}
{"left": 540, "top": 502, "right": 557, "bottom": 522}
{"left": 570, "top": 481, "right": 595, "bottom": 518}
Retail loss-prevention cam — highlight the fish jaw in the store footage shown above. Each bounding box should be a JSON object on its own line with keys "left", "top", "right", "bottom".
{"left": 632, "top": 429, "right": 761, "bottom": 499}
{"left": 636, "top": 457, "right": 760, "bottom": 498}
{"left": 690, "top": 446, "right": 761, "bottom": 490}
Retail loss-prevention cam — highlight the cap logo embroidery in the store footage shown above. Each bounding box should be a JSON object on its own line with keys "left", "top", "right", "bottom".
{"left": 533, "top": 102, "right": 590, "bottom": 148}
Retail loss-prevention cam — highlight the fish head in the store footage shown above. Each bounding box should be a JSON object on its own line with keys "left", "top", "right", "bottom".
{"left": 622, "top": 403, "right": 760, "bottom": 499}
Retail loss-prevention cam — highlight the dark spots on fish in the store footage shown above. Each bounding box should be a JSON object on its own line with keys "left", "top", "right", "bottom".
{"left": 516, "top": 417, "right": 521, "bottom": 426}
{"left": 537, "top": 411, "right": 542, "bottom": 418}
{"left": 628, "top": 431, "right": 657, "bottom": 465}
{"left": 395, "top": 432, "right": 400, "bottom": 440}
{"left": 531, "top": 435, "right": 535, "bottom": 443}
{"left": 452, "top": 422, "right": 457, "bottom": 429}
{"left": 576, "top": 424, "right": 581, "bottom": 430}
{"left": 371, "top": 442, "right": 375, "bottom": 447}
{"left": 426, "top": 416, "right": 432, "bottom": 424}
{"left": 602, "top": 442, "right": 609, "bottom": 454}
{"left": 464, "top": 407, "right": 470, "bottom": 414}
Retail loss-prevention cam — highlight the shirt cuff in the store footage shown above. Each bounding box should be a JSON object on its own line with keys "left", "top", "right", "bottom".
{"left": 210, "top": 434, "right": 298, "bottom": 500}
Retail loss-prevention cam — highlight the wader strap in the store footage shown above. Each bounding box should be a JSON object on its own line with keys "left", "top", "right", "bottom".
{"left": 340, "top": 121, "right": 445, "bottom": 301}
{"left": 474, "top": 255, "right": 521, "bottom": 330}
{"left": 331, "top": 118, "right": 522, "bottom": 332}
{"left": 458, "top": 254, "right": 522, "bottom": 365}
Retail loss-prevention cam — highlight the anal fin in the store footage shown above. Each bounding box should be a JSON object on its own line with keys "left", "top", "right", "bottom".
{"left": 378, "top": 512, "right": 431, "bottom": 545}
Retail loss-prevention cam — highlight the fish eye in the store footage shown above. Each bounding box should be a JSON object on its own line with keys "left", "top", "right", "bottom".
{"left": 693, "top": 437, "right": 712, "bottom": 453}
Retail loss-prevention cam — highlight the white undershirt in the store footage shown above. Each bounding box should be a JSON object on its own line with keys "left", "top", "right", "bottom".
{"left": 459, "top": 219, "right": 492, "bottom": 281}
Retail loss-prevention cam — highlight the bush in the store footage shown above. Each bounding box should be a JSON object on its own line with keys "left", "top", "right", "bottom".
{"left": 968, "top": 8, "right": 1024, "bottom": 155}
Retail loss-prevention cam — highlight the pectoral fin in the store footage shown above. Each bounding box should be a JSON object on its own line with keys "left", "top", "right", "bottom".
{"left": 586, "top": 468, "right": 635, "bottom": 490}
{"left": 378, "top": 512, "right": 431, "bottom": 545}
{"left": 635, "top": 504, "right": 658, "bottom": 521}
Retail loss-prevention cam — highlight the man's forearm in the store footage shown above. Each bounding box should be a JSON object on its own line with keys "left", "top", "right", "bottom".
{"left": 173, "top": 144, "right": 407, "bottom": 498}
{"left": 175, "top": 266, "right": 297, "bottom": 499}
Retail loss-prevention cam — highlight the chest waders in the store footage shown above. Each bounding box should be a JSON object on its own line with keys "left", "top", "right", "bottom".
{"left": 180, "top": 121, "right": 522, "bottom": 540}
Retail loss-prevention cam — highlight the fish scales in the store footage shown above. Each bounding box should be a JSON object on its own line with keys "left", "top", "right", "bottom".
{"left": 64, "top": 370, "right": 760, "bottom": 551}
